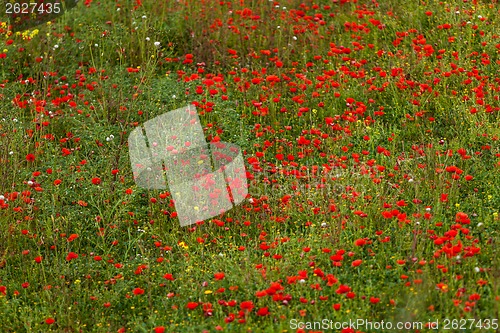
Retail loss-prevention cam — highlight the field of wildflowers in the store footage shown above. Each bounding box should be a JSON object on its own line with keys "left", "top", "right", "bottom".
{"left": 0, "top": 0, "right": 499, "bottom": 332}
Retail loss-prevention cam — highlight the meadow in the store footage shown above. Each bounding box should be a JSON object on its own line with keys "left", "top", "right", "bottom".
{"left": 0, "top": 0, "right": 499, "bottom": 332}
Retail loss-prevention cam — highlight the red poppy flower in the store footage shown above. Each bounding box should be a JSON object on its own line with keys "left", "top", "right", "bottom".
{"left": 91, "top": 177, "right": 101, "bottom": 185}
{"left": 381, "top": 210, "right": 393, "bottom": 219}
{"left": 186, "top": 302, "right": 199, "bottom": 310}
{"left": 163, "top": 273, "right": 175, "bottom": 281}
{"left": 133, "top": 288, "right": 145, "bottom": 295}
{"left": 26, "top": 154, "right": 35, "bottom": 162}
{"left": 354, "top": 239, "right": 366, "bottom": 246}
{"left": 256, "top": 307, "right": 269, "bottom": 316}
{"left": 352, "top": 259, "right": 363, "bottom": 267}
{"left": 240, "top": 300, "right": 254, "bottom": 312}
{"left": 67, "top": 234, "right": 79, "bottom": 242}
{"left": 45, "top": 318, "right": 55, "bottom": 325}
{"left": 456, "top": 212, "right": 470, "bottom": 224}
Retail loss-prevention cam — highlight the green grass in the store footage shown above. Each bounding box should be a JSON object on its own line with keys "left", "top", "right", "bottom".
{"left": 0, "top": 0, "right": 499, "bottom": 332}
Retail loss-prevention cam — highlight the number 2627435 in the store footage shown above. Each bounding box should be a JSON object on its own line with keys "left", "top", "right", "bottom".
{"left": 5, "top": 2, "right": 61, "bottom": 15}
